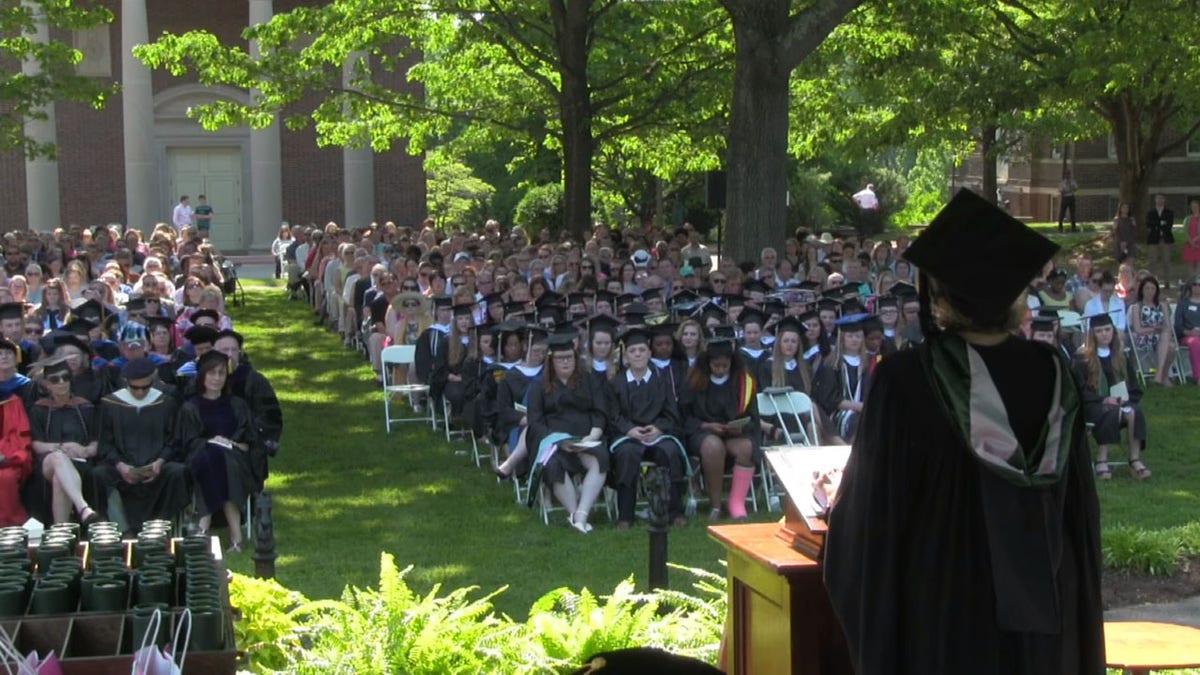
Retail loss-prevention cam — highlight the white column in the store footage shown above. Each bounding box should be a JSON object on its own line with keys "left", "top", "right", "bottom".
{"left": 248, "top": 0, "right": 283, "bottom": 251}
{"left": 121, "top": 0, "right": 157, "bottom": 232}
{"left": 342, "top": 52, "right": 374, "bottom": 229}
{"left": 22, "top": 1, "right": 60, "bottom": 232}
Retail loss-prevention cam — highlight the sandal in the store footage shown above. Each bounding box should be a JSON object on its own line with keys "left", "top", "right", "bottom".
{"left": 77, "top": 506, "right": 100, "bottom": 525}
{"left": 569, "top": 512, "right": 592, "bottom": 534}
{"left": 1129, "top": 459, "right": 1152, "bottom": 480}
{"left": 1093, "top": 461, "right": 1112, "bottom": 481}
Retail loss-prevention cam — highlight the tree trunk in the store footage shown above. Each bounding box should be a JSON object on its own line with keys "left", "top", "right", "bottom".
{"left": 979, "top": 125, "right": 998, "bottom": 206}
{"left": 725, "top": 27, "right": 790, "bottom": 265}
{"left": 552, "top": 1, "right": 593, "bottom": 239}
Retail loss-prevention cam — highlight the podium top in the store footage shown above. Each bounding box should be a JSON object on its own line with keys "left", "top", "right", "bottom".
{"left": 709, "top": 523, "right": 820, "bottom": 574}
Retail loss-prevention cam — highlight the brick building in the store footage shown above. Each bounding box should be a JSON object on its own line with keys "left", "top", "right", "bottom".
{"left": 958, "top": 131, "right": 1200, "bottom": 224}
{"left": 1, "top": 0, "right": 426, "bottom": 252}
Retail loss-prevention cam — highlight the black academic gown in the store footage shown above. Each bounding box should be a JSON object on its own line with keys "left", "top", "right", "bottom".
{"left": 812, "top": 355, "right": 871, "bottom": 442}
{"left": 650, "top": 358, "right": 690, "bottom": 401}
{"left": 229, "top": 363, "right": 283, "bottom": 490}
{"left": 25, "top": 398, "right": 103, "bottom": 525}
{"left": 496, "top": 365, "right": 541, "bottom": 447}
{"left": 1072, "top": 352, "right": 1147, "bottom": 447}
{"left": 824, "top": 342, "right": 1105, "bottom": 675}
{"left": 679, "top": 373, "right": 760, "bottom": 458}
{"left": 95, "top": 389, "right": 191, "bottom": 532}
{"left": 469, "top": 360, "right": 511, "bottom": 441}
{"left": 413, "top": 326, "right": 449, "bottom": 384}
{"left": 527, "top": 376, "right": 609, "bottom": 485}
{"left": 430, "top": 342, "right": 477, "bottom": 416}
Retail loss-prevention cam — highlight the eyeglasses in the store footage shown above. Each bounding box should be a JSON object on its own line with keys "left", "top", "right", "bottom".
{"left": 24, "top": 328, "right": 39, "bottom": 335}
{"left": 401, "top": 284, "right": 419, "bottom": 290}
{"left": 580, "top": 264, "right": 593, "bottom": 270}
{"left": 403, "top": 301, "right": 421, "bottom": 308}
{"left": 186, "top": 283, "right": 201, "bottom": 290}
{"left": 44, "top": 374, "right": 70, "bottom": 385}
{"left": 711, "top": 278, "right": 726, "bottom": 284}
{"left": 127, "top": 382, "right": 152, "bottom": 392}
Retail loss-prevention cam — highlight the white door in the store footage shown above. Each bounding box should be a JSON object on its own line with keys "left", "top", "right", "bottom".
{"left": 167, "top": 148, "right": 243, "bottom": 251}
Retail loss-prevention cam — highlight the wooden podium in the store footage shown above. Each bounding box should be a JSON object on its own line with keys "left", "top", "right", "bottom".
{"left": 708, "top": 447, "right": 853, "bottom": 675}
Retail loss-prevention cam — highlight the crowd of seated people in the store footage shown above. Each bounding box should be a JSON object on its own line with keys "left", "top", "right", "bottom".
{"left": 0, "top": 222, "right": 282, "bottom": 554}
{"left": 281, "top": 214, "right": 1185, "bottom": 528}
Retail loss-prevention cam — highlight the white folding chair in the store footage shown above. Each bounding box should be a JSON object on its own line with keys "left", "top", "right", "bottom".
{"left": 756, "top": 390, "right": 821, "bottom": 511}
{"left": 532, "top": 474, "right": 615, "bottom": 526}
{"left": 381, "top": 345, "right": 436, "bottom": 432}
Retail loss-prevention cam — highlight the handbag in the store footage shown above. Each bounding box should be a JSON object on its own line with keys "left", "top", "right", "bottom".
{"left": 130, "top": 608, "right": 191, "bottom": 675}
{"left": 0, "top": 625, "right": 63, "bottom": 675}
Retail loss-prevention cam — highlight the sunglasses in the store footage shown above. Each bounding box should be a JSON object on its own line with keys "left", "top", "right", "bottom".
{"left": 24, "top": 328, "right": 39, "bottom": 335}
{"left": 127, "top": 382, "right": 152, "bottom": 392}
{"left": 401, "top": 284, "right": 419, "bottom": 290}
{"left": 186, "top": 283, "right": 201, "bottom": 289}
{"left": 403, "top": 301, "right": 421, "bottom": 308}
{"left": 44, "top": 374, "right": 71, "bottom": 385}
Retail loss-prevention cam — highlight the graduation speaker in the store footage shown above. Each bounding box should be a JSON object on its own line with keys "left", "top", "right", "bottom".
{"left": 706, "top": 171, "right": 726, "bottom": 210}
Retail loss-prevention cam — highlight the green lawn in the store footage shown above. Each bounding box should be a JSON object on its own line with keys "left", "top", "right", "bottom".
{"left": 221, "top": 274, "right": 1200, "bottom": 617}
{"left": 222, "top": 282, "right": 751, "bottom": 617}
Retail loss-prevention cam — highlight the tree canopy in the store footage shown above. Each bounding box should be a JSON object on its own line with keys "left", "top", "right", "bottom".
{"left": 1, "top": 0, "right": 114, "bottom": 159}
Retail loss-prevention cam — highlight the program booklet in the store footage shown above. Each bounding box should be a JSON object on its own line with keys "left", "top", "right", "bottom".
{"left": 724, "top": 416, "right": 752, "bottom": 431}
{"left": 513, "top": 403, "right": 527, "bottom": 414}
{"left": 1109, "top": 381, "right": 1130, "bottom": 403}
{"left": 562, "top": 437, "right": 602, "bottom": 451}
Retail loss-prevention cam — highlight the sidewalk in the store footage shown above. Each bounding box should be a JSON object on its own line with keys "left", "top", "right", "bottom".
{"left": 1107, "top": 595, "right": 1200, "bottom": 629}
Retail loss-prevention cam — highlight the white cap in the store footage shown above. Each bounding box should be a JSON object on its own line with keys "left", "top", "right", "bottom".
{"left": 453, "top": 252, "right": 472, "bottom": 262}
{"left": 631, "top": 250, "right": 651, "bottom": 267}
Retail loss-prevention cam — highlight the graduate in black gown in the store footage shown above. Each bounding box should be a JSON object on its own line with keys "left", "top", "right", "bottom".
{"left": 679, "top": 338, "right": 759, "bottom": 521}
{"left": 413, "top": 296, "right": 452, "bottom": 388}
{"left": 214, "top": 330, "right": 283, "bottom": 490}
{"left": 607, "top": 327, "right": 688, "bottom": 528}
{"left": 493, "top": 326, "right": 548, "bottom": 480}
{"left": 1072, "top": 313, "right": 1149, "bottom": 481}
{"left": 470, "top": 322, "right": 524, "bottom": 443}
{"left": 27, "top": 357, "right": 103, "bottom": 526}
{"left": 736, "top": 308, "right": 770, "bottom": 386}
{"left": 812, "top": 314, "right": 872, "bottom": 443}
{"left": 177, "top": 351, "right": 256, "bottom": 553}
{"left": 527, "top": 334, "right": 608, "bottom": 533}
{"left": 648, "top": 323, "right": 689, "bottom": 400}
{"left": 430, "top": 302, "right": 476, "bottom": 416}
{"left": 824, "top": 189, "right": 1104, "bottom": 674}
{"left": 96, "top": 358, "right": 191, "bottom": 536}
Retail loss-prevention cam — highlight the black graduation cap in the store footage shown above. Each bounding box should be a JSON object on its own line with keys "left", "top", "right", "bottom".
{"left": 743, "top": 279, "right": 770, "bottom": 295}
{"left": 621, "top": 302, "right": 651, "bottom": 322}
{"left": 569, "top": 647, "right": 724, "bottom": 675}
{"left": 121, "top": 357, "right": 158, "bottom": 381}
{"left": 615, "top": 292, "right": 640, "bottom": 308}
{"left": 72, "top": 299, "right": 104, "bottom": 322}
{"left": 890, "top": 281, "right": 917, "bottom": 299}
{"left": 797, "top": 309, "right": 819, "bottom": 324}
{"left": 124, "top": 297, "right": 147, "bottom": 313}
{"left": 1031, "top": 316, "right": 1058, "bottom": 332}
{"left": 761, "top": 298, "right": 786, "bottom": 317}
{"left": 861, "top": 315, "right": 884, "bottom": 334}
{"left": 876, "top": 295, "right": 899, "bottom": 310}
{"left": 618, "top": 325, "right": 652, "bottom": 348}
{"left": 471, "top": 322, "right": 495, "bottom": 341}
{"left": 567, "top": 291, "right": 591, "bottom": 307}
{"left": 502, "top": 301, "right": 528, "bottom": 316}
{"left": 553, "top": 321, "right": 579, "bottom": 337}
{"left": 452, "top": 302, "right": 475, "bottom": 317}
{"left": 431, "top": 296, "right": 453, "bottom": 310}
{"left": 545, "top": 332, "right": 577, "bottom": 354}
{"left": 694, "top": 302, "right": 727, "bottom": 324}
{"left": 183, "top": 324, "right": 219, "bottom": 346}
{"left": 739, "top": 308, "right": 766, "bottom": 328}
{"left": 705, "top": 337, "right": 736, "bottom": 358}
{"left": 902, "top": 188, "right": 1059, "bottom": 321}
{"left": 640, "top": 287, "right": 665, "bottom": 303}
{"left": 696, "top": 286, "right": 717, "bottom": 299}
{"left": 50, "top": 332, "right": 91, "bottom": 356}
{"left": 835, "top": 312, "right": 873, "bottom": 332}
{"left": 146, "top": 315, "right": 174, "bottom": 333}
{"left": 527, "top": 324, "right": 551, "bottom": 346}
{"left": 594, "top": 290, "right": 617, "bottom": 306}
{"left": 710, "top": 324, "right": 737, "bottom": 339}
{"left": 1084, "top": 312, "right": 1114, "bottom": 328}
{"left": 481, "top": 291, "right": 505, "bottom": 306}
{"left": 492, "top": 320, "right": 527, "bottom": 341}
{"left": 0, "top": 303, "right": 24, "bottom": 321}
{"left": 774, "top": 316, "right": 806, "bottom": 336}
{"left": 797, "top": 280, "right": 822, "bottom": 293}
{"left": 719, "top": 293, "right": 746, "bottom": 308}
{"left": 537, "top": 306, "right": 564, "bottom": 325}
{"left": 669, "top": 289, "right": 700, "bottom": 306}
{"left": 584, "top": 314, "right": 622, "bottom": 337}
{"left": 535, "top": 291, "right": 564, "bottom": 310}
{"left": 215, "top": 329, "right": 243, "bottom": 347}
{"left": 0, "top": 337, "right": 20, "bottom": 358}
{"left": 63, "top": 318, "right": 96, "bottom": 337}
{"left": 841, "top": 298, "right": 867, "bottom": 316}
{"left": 651, "top": 322, "right": 678, "bottom": 339}
{"left": 189, "top": 309, "right": 221, "bottom": 325}
{"left": 821, "top": 286, "right": 848, "bottom": 300}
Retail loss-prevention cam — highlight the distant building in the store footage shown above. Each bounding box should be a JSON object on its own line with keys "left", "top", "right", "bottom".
{"left": 957, "top": 130, "right": 1200, "bottom": 223}
{"left": 0, "top": 0, "right": 426, "bottom": 251}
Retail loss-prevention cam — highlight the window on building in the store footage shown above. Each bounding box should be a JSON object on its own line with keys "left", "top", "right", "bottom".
{"left": 1187, "top": 137, "right": 1200, "bottom": 157}
{"left": 1107, "top": 135, "right": 1117, "bottom": 159}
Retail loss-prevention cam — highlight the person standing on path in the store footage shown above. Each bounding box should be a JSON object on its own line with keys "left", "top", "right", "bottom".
{"left": 193, "top": 195, "right": 214, "bottom": 240}
{"left": 1059, "top": 169, "right": 1078, "bottom": 232}
{"left": 1146, "top": 193, "right": 1175, "bottom": 285}
{"left": 172, "top": 195, "right": 193, "bottom": 234}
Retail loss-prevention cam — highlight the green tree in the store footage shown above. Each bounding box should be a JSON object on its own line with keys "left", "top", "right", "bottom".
{"left": 135, "top": 0, "right": 730, "bottom": 238}
{"left": 424, "top": 147, "right": 496, "bottom": 231}
{"left": 717, "top": 0, "right": 862, "bottom": 263}
{"left": 1, "top": 0, "right": 114, "bottom": 158}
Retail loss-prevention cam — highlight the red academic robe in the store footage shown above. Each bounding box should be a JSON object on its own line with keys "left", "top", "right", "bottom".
{"left": 0, "top": 396, "right": 33, "bottom": 526}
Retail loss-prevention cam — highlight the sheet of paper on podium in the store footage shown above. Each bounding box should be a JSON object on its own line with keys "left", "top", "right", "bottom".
{"left": 764, "top": 445, "right": 851, "bottom": 557}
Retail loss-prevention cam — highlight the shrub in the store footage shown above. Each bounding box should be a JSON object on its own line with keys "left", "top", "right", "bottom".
{"left": 231, "top": 553, "right": 727, "bottom": 674}
{"left": 1102, "top": 525, "right": 1182, "bottom": 576}
{"left": 513, "top": 183, "right": 565, "bottom": 238}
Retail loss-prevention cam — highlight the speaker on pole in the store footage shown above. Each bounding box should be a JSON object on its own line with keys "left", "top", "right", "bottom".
{"left": 706, "top": 170, "right": 726, "bottom": 210}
